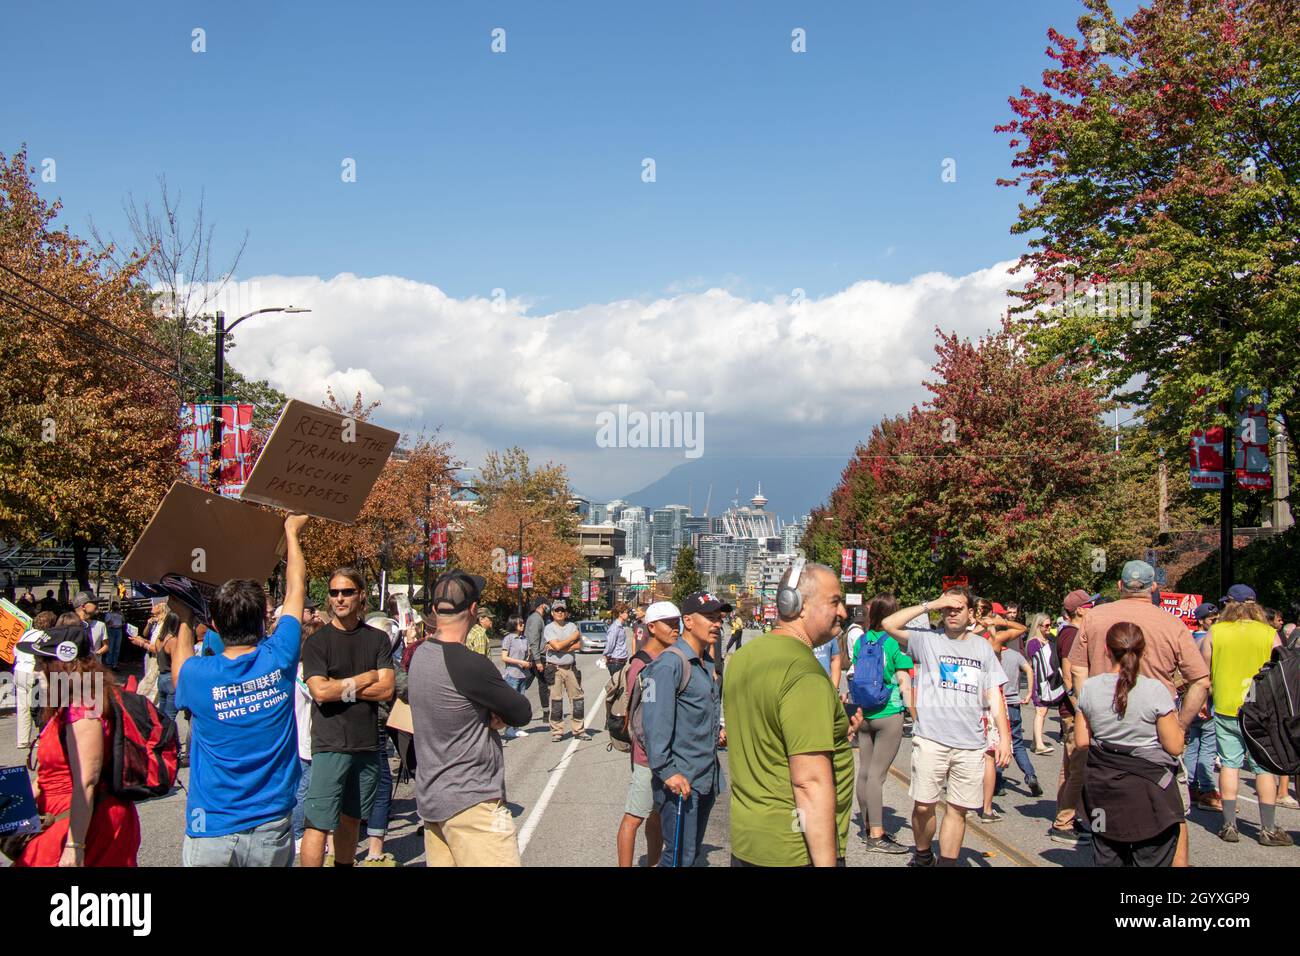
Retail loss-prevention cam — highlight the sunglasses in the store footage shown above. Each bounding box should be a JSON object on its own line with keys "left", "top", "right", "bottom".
{"left": 328, "top": 588, "right": 358, "bottom": 598}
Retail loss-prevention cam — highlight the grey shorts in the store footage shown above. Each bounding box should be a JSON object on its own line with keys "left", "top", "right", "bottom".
{"left": 182, "top": 813, "right": 294, "bottom": 867}
{"left": 625, "top": 763, "right": 654, "bottom": 818}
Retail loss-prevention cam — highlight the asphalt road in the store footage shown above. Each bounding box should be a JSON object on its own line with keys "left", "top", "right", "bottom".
{"left": 2, "top": 632, "right": 1296, "bottom": 867}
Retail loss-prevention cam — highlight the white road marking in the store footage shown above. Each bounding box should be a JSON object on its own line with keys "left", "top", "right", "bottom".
{"left": 515, "top": 672, "right": 607, "bottom": 856}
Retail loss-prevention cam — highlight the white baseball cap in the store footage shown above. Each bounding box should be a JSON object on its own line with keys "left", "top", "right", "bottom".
{"left": 644, "top": 601, "right": 682, "bottom": 624}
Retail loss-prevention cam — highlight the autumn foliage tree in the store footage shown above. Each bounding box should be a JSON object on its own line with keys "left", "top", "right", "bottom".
{"left": 452, "top": 497, "right": 578, "bottom": 608}
{"left": 998, "top": 0, "right": 1300, "bottom": 468}
{"left": 808, "top": 324, "right": 1154, "bottom": 609}
{"left": 0, "top": 148, "right": 177, "bottom": 587}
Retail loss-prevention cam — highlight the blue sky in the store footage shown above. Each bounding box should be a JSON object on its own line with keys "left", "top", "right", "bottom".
{"left": 2, "top": 1, "right": 1142, "bottom": 500}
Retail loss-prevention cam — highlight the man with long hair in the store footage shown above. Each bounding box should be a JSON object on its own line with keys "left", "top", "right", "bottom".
{"left": 1202, "top": 585, "right": 1290, "bottom": 847}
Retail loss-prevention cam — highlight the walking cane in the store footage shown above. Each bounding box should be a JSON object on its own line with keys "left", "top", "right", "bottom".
{"left": 673, "top": 791, "right": 685, "bottom": 867}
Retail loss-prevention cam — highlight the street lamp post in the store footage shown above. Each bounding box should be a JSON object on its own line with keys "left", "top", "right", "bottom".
{"left": 211, "top": 306, "right": 310, "bottom": 489}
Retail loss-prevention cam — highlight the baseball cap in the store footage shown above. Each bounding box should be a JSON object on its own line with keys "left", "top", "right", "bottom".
{"left": 990, "top": 601, "right": 1008, "bottom": 616}
{"left": 681, "top": 591, "right": 734, "bottom": 615}
{"left": 1193, "top": 602, "right": 1219, "bottom": 622}
{"left": 21, "top": 623, "right": 93, "bottom": 662}
{"left": 1226, "top": 584, "right": 1257, "bottom": 603}
{"left": 431, "top": 570, "right": 485, "bottom": 614}
{"left": 1063, "top": 589, "right": 1099, "bottom": 615}
{"left": 1119, "top": 560, "right": 1156, "bottom": 590}
{"left": 645, "top": 601, "right": 682, "bottom": 624}
{"left": 550, "top": 601, "right": 569, "bottom": 613}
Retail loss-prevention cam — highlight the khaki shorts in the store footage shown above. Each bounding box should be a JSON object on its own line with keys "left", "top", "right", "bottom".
{"left": 423, "top": 800, "right": 521, "bottom": 867}
{"left": 909, "top": 735, "right": 985, "bottom": 810}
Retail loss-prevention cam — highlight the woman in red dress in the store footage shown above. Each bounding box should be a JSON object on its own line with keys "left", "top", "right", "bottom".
{"left": 13, "top": 614, "right": 141, "bottom": 867}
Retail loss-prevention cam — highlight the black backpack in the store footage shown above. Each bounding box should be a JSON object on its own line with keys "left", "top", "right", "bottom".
{"left": 1238, "top": 647, "right": 1300, "bottom": 775}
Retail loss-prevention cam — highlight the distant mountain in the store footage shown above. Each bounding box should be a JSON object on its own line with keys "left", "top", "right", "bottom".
{"left": 618, "top": 455, "right": 845, "bottom": 521}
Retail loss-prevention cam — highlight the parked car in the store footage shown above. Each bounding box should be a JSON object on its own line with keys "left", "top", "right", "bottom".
{"left": 576, "top": 619, "right": 608, "bottom": 653}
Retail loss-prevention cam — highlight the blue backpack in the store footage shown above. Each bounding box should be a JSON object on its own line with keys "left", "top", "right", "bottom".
{"left": 850, "top": 631, "right": 892, "bottom": 712}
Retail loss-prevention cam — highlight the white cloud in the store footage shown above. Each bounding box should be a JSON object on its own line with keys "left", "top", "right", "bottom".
{"left": 206, "top": 263, "right": 1020, "bottom": 497}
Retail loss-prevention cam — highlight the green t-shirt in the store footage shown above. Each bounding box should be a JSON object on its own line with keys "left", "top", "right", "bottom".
{"left": 849, "top": 630, "right": 914, "bottom": 719}
{"left": 723, "top": 632, "right": 854, "bottom": 866}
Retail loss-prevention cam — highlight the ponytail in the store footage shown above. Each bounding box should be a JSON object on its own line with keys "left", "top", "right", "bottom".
{"left": 1105, "top": 621, "right": 1146, "bottom": 719}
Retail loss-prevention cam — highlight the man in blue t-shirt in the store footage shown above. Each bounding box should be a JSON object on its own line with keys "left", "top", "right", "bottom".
{"left": 172, "top": 513, "right": 310, "bottom": 867}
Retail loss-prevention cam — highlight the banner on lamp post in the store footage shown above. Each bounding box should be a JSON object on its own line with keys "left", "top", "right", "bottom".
{"left": 506, "top": 554, "right": 520, "bottom": 589}
{"left": 840, "top": 549, "right": 853, "bottom": 582}
{"left": 1235, "top": 403, "right": 1272, "bottom": 491}
{"left": 521, "top": 555, "right": 533, "bottom": 589}
{"left": 853, "top": 548, "right": 869, "bottom": 584}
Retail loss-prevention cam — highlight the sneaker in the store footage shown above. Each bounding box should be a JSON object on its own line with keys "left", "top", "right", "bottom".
{"left": 359, "top": 852, "right": 397, "bottom": 867}
{"left": 994, "top": 784, "right": 1006, "bottom": 797}
{"left": 1258, "top": 826, "right": 1294, "bottom": 847}
{"left": 1218, "top": 823, "right": 1240, "bottom": 843}
{"left": 1277, "top": 795, "right": 1299, "bottom": 810}
{"left": 1027, "top": 776, "right": 1043, "bottom": 797}
{"left": 863, "top": 833, "right": 909, "bottom": 855}
{"left": 1031, "top": 745, "right": 1055, "bottom": 755}
{"left": 1195, "top": 790, "right": 1224, "bottom": 811}
{"left": 907, "top": 851, "right": 936, "bottom": 867}
{"left": 1048, "top": 826, "right": 1080, "bottom": 846}
{"left": 978, "top": 809, "right": 1003, "bottom": 823}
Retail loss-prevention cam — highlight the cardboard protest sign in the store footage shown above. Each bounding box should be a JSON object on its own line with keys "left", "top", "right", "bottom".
{"left": 119, "top": 481, "right": 286, "bottom": 587}
{"left": 239, "top": 400, "right": 399, "bottom": 524}
{"left": 0, "top": 598, "right": 32, "bottom": 665}
{"left": 0, "top": 766, "right": 41, "bottom": 837}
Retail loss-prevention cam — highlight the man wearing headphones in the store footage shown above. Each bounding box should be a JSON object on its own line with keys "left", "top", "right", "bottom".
{"left": 723, "top": 559, "right": 861, "bottom": 866}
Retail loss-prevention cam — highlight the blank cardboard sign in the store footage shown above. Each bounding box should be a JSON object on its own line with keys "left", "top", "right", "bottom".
{"left": 239, "top": 399, "right": 399, "bottom": 523}
{"left": 119, "top": 481, "right": 286, "bottom": 587}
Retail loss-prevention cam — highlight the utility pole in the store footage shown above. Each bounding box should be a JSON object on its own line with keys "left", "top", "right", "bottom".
{"left": 1158, "top": 449, "right": 1169, "bottom": 536}
{"left": 1218, "top": 315, "right": 1233, "bottom": 598}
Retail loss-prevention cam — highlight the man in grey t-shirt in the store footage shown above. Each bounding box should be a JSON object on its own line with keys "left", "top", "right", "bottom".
{"left": 883, "top": 589, "right": 1010, "bottom": 867}
{"left": 544, "top": 603, "right": 586, "bottom": 741}
{"left": 408, "top": 571, "right": 531, "bottom": 866}
{"left": 995, "top": 645, "right": 1042, "bottom": 797}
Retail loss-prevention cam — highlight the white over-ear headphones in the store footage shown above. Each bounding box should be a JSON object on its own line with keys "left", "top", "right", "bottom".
{"left": 776, "top": 556, "right": 807, "bottom": 620}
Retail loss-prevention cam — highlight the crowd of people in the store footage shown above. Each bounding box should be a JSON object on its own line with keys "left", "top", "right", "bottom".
{"left": 5, "top": 533, "right": 1297, "bottom": 867}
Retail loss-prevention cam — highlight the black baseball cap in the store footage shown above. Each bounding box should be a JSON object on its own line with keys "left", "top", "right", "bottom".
{"left": 19, "top": 623, "right": 94, "bottom": 662}
{"left": 431, "top": 570, "right": 485, "bottom": 614}
{"left": 681, "top": 591, "right": 733, "bottom": 615}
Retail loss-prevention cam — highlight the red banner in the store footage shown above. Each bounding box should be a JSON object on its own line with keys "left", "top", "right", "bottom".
{"left": 521, "top": 555, "right": 533, "bottom": 589}
{"left": 428, "top": 524, "right": 448, "bottom": 568}
{"left": 1190, "top": 427, "right": 1225, "bottom": 490}
{"left": 840, "top": 549, "right": 853, "bottom": 582}
{"left": 179, "top": 403, "right": 255, "bottom": 496}
{"left": 1235, "top": 404, "right": 1272, "bottom": 491}
{"left": 853, "top": 548, "right": 869, "bottom": 583}
{"left": 562, "top": 584, "right": 571, "bottom": 598}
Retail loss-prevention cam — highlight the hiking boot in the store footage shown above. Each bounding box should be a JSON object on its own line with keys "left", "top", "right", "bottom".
{"left": 977, "top": 809, "right": 1003, "bottom": 823}
{"left": 907, "top": 850, "right": 936, "bottom": 867}
{"left": 1195, "top": 790, "right": 1223, "bottom": 811}
{"left": 1218, "top": 823, "right": 1240, "bottom": 843}
{"left": 1048, "top": 826, "right": 1080, "bottom": 846}
{"left": 1027, "top": 775, "right": 1043, "bottom": 797}
{"left": 863, "top": 833, "right": 909, "bottom": 855}
{"left": 1258, "top": 826, "right": 1294, "bottom": 847}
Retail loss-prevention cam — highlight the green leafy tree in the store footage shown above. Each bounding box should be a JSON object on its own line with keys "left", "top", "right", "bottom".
{"left": 998, "top": 0, "right": 1300, "bottom": 487}
{"left": 671, "top": 546, "right": 704, "bottom": 607}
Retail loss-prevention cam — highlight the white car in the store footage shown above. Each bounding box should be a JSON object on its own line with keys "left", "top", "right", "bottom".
{"left": 576, "top": 620, "right": 608, "bottom": 653}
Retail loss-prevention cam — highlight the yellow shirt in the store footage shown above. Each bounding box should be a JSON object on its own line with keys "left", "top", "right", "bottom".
{"left": 1209, "top": 620, "right": 1276, "bottom": 717}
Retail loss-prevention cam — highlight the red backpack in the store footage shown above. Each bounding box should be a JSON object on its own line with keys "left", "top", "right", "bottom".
{"left": 102, "top": 685, "right": 180, "bottom": 801}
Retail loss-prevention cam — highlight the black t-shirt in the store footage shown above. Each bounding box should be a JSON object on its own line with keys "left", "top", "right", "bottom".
{"left": 302, "top": 621, "right": 394, "bottom": 753}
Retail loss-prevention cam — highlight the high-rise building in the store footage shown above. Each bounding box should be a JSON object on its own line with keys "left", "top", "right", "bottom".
{"left": 616, "top": 506, "right": 648, "bottom": 561}
{"left": 781, "top": 514, "right": 810, "bottom": 554}
{"left": 650, "top": 505, "right": 689, "bottom": 571}
{"left": 589, "top": 502, "right": 608, "bottom": 525}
